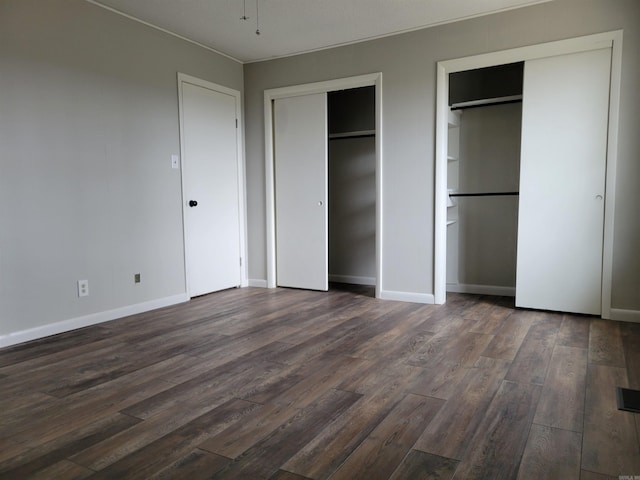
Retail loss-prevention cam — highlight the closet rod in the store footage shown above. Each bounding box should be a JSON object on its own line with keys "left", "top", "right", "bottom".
{"left": 449, "top": 192, "right": 519, "bottom": 197}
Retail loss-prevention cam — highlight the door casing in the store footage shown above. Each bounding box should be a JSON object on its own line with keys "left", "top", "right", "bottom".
{"left": 434, "top": 31, "right": 623, "bottom": 319}
{"left": 264, "top": 73, "right": 383, "bottom": 298}
{"left": 178, "top": 73, "right": 248, "bottom": 296}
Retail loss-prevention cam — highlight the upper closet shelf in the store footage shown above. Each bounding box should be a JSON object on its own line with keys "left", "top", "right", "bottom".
{"left": 449, "top": 191, "right": 519, "bottom": 197}
{"left": 451, "top": 94, "right": 522, "bottom": 111}
{"left": 329, "top": 130, "right": 376, "bottom": 140}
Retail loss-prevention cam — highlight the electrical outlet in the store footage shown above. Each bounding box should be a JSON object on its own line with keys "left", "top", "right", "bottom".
{"left": 134, "top": 273, "right": 141, "bottom": 284}
{"left": 78, "top": 279, "right": 89, "bottom": 297}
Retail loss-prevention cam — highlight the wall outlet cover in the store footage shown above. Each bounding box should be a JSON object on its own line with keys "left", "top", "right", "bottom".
{"left": 78, "top": 279, "right": 89, "bottom": 297}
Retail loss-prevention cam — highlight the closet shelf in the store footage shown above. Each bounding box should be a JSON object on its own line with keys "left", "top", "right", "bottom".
{"left": 449, "top": 191, "right": 519, "bottom": 198}
{"left": 447, "top": 220, "right": 457, "bottom": 226}
{"left": 451, "top": 94, "right": 522, "bottom": 111}
{"left": 448, "top": 110, "right": 461, "bottom": 127}
{"left": 329, "top": 130, "right": 376, "bottom": 140}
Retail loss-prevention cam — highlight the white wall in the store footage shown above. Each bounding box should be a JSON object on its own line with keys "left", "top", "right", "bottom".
{"left": 244, "top": 0, "right": 640, "bottom": 310}
{"left": 0, "top": 0, "right": 243, "bottom": 342}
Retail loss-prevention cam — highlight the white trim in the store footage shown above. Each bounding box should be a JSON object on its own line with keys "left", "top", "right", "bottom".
{"left": 610, "top": 309, "right": 640, "bottom": 324}
{"left": 248, "top": 279, "right": 268, "bottom": 288}
{"left": 264, "top": 73, "right": 383, "bottom": 298}
{"left": 379, "top": 290, "right": 435, "bottom": 304}
{"left": 375, "top": 79, "right": 384, "bottom": 300}
{"left": 434, "top": 62, "right": 449, "bottom": 305}
{"left": 328, "top": 275, "right": 376, "bottom": 286}
{"left": 178, "top": 74, "right": 249, "bottom": 296}
{"left": 265, "top": 74, "right": 381, "bottom": 101}
{"left": 85, "top": 0, "right": 242, "bottom": 64}
{"left": 0, "top": 294, "right": 189, "bottom": 349}
{"left": 434, "top": 30, "right": 623, "bottom": 318}
{"left": 600, "top": 33, "right": 623, "bottom": 320}
{"left": 440, "top": 31, "right": 617, "bottom": 73}
{"left": 446, "top": 283, "right": 516, "bottom": 297}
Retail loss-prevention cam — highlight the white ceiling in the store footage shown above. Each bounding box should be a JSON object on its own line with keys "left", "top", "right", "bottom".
{"left": 88, "top": 0, "right": 553, "bottom": 63}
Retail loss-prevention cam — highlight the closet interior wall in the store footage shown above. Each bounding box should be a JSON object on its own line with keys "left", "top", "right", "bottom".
{"left": 446, "top": 65, "right": 523, "bottom": 295}
{"left": 328, "top": 87, "right": 376, "bottom": 286}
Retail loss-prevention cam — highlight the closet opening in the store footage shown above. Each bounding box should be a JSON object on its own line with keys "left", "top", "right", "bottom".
{"left": 328, "top": 86, "right": 376, "bottom": 295}
{"left": 446, "top": 62, "right": 524, "bottom": 297}
{"left": 435, "top": 32, "right": 621, "bottom": 316}
{"left": 266, "top": 73, "right": 382, "bottom": 298}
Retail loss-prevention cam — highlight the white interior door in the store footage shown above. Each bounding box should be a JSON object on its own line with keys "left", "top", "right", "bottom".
{"left": 516, "top": 48, "right": 611, "bottom": 315}
{"left": 181, "top": 81, "right": 241, "bottom": 297}
{"left": 274, "top": 93, "right": 328, "bottom": 291}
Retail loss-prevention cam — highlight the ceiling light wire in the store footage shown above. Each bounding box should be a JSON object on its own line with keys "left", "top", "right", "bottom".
{"left": 240, "top": 0, "right": 249, "bottom": 20}
{"left": 255, "top": 0, "right": 260, "bottom": 35}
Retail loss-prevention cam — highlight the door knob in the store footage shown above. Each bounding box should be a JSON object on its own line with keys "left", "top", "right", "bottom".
{"left": 318, "top": 201, "right": 323, "bottom": 206}
{"left": 189, "top": 200, "right": 198, "bottom": 207}
{"left": 595, "top": 195, "right": 603, "bottom": 201}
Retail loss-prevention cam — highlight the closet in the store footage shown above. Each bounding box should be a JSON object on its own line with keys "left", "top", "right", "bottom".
{"left": 328, "top": 87, "right": 376, "bottom": 286}
{"left": 274, "top": 86, "right": 376, "bottom": 291}
{"left": 446, "top": 63, "right": 524, "bottom": 297}
{"left": 445, "top": 47, "right": 612, "bottom": 316}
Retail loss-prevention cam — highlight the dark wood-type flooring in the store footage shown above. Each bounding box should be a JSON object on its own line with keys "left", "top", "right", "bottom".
{"left": 1, "top": 285, "right": 639, "bottom": 479}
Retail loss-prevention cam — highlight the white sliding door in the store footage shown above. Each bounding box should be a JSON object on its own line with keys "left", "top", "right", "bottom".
{"left": 274, "top": 93, "right": 328, "bottom": 291}
{"left": 181, "top": 80, "right": 242, "bottom": 297}
{"left": 516, "top": 48, "right": 611, "bottom": 315}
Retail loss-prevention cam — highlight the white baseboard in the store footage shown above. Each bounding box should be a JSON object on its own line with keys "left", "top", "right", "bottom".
{"left": 446, "top": 283, "right": 516, "bottom": 297}
{"left": 610, "top": 308, "right": 640, "bottom": 323}
{"left": 379, "top": 289, "right": 435, "bottom": 304}
{"left": 328, "top": 274, "right": 376, "bottom": 286}
{"left": 248, "top": 279, "right": 268, "bottom": 288}
{"left": 0, "top": 293, "right": 190, "bottom": 349}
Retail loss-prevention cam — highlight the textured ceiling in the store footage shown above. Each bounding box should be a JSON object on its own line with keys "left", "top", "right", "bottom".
{"left": 88, "top": 0, "right": 553, "bottom": 63}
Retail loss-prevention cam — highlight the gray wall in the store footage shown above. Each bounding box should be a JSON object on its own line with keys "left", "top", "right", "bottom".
{"left": 244, "top": 0, "right": 640, "bottom": 309}
{"left": 0, "top": 0, "right": 243, "bottom": 337}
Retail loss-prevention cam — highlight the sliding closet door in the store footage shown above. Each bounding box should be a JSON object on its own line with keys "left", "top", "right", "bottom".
{"left": 274, "top": 93, "right": 328, "bottom": 291}
{"left": 516, "top": 48, "right": 611, "bottom": 315}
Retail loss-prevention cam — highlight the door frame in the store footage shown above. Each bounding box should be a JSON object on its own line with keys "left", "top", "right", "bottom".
{"left": 433, "top": 31, "right": 623, "bottom": 318}
{"left": 177, "top": 73, "right": 248, "bottom": 296}
{"left": 264, "top": 72, "right": 383, "bottom": 297}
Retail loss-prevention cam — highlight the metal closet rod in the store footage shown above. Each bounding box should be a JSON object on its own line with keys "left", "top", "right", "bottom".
{"left": 449, "top": 192, "right": 519, "bottom": 197}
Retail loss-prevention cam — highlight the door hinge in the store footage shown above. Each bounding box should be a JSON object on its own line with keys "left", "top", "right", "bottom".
{"left": 235, "top": 119, "right": 238, "bottom": 128}
{"left": 240, "top": 257, "right": 242, "bottom": 267}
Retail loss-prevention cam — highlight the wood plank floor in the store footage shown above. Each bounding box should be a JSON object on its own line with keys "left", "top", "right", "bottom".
{"left": 1, "top": 285, "right": 639, "bottom": 479}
